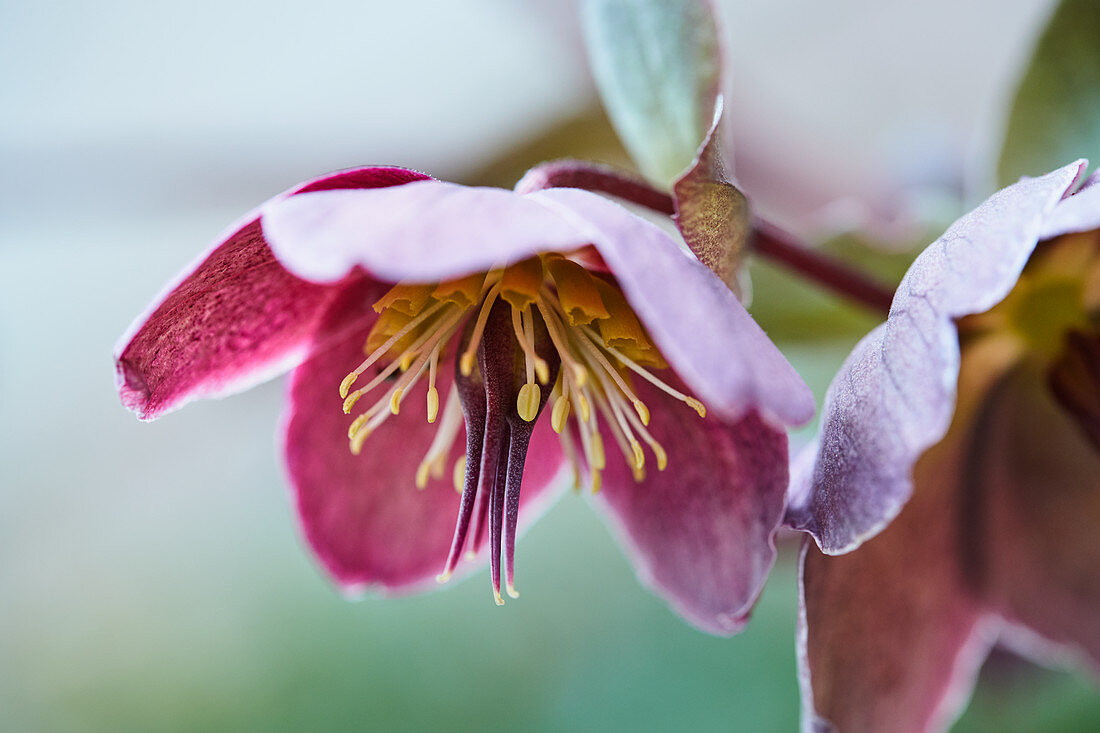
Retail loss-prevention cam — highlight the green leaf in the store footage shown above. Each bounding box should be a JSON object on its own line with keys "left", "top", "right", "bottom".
{"left": 582, "top": 0, "right": 722, "bottom": 188}
{"left": 999, "top": 0, "right": 1100, "bottom": 186}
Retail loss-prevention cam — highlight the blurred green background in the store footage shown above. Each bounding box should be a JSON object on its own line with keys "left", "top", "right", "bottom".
{"left": 1, "top": 1, "right": 1097, "bottom": 730}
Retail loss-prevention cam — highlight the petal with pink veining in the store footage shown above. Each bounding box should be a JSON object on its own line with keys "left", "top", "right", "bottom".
{"left": 591, "top": 376, "right": 789, "bottom": 636}
{"left": 787, "top": 162, "right": 1087, "bottom": 554}
{"left": 283, "top": 279, "right": 565, "bottom": 594}
{"left": 114, "top": 166, "right": 430, "bottom": 420}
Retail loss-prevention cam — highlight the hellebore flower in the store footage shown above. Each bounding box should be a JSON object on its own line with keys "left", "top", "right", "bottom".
{"left": 786, "top": 161, "right": 1100, "bottom": 731}
{"left": 115, "top": 166, "right": 814, "bottom": 634}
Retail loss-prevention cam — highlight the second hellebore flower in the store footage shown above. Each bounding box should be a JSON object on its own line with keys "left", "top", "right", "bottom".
{"left": 787, "top": 161, "right": 1100, "bottom": 731}
{"left": 115, "top": 167, "right": 814, "bottom": 634}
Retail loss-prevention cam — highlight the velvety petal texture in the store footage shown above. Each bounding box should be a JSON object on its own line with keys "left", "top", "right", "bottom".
{"left": 594, "top": 378, "right": 789, "bottom": 636}
{"left": 262, "top": 182, "right": 814, "bottom": 427}
{"left": 114, "top": 166, "right": 430, "bottom": 420}
{"left": 787, "top": 161, "right": 1087, "bottom": 553}
{"left": 283, "top": 279, "right": 566, "bottom": 593}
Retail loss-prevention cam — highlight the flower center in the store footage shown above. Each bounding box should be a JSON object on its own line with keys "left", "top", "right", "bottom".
{"left": 337, "top": 253, "right": 706, "bottom": 603}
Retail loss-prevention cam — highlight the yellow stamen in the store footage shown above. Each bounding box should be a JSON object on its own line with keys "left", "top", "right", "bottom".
{"left": 459, "top": 281, "right": 503, "bottom": 376}
{"left": 414, "top": 389, "right": 463, "bottom": 489}
{"left": 523, "top": 306, "right": 550, "bottom": 384}
{"left": 426, "top": 343, "right": 442, "bottom": 423}
{"left": 506, "top": 583, "right": 520, "bottom": 599}
{"left": 535, "top": 298, "right": 588, "bottom": 387}
{"left": 584, "top": 326, "right": 707, "bottom": 418}
{"left": 551, "top": 395, "right": 570, "bottom": 433}
{"left": 342, "top": 300, "right": 449, "bottom": 398}
{"left": 511, "top": 305, "right": 549, "bottom": 385}
{"left": 517, "top": 382, "right": 541, "bottom": 422}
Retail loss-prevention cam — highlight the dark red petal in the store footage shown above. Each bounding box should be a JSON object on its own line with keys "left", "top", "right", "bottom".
{"left": 592, "top": 376, "right": 789, "bottom": 635}
{"left": 115, "top": 166, "right": 430, "bottom": 420}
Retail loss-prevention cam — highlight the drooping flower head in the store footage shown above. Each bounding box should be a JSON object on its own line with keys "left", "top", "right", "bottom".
{"left": 116, "top": 167, "right": 814, "bottom": 634}
{"left": 786, "top": 161, "right": 1100, "bottom": 731}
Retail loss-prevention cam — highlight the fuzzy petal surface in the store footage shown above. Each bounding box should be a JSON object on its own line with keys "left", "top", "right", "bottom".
{"left": 115, "top": 166, "right": 430, "bottom": 420}
{"left": 788, "top": 162, "right": 1087, "bottom": 553}
{"left": 592, "top": 377, "right": 789, "bottom": 636}
{"left": 261, "top": 182, "right": 813, "bottom": 427}
{"left": 283, "top": 279, "right": 565, "bottom": 594}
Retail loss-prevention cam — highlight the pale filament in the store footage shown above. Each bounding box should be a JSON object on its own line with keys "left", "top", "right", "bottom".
{"left": 340, "top": 299, "right": 450, "bottom": 399}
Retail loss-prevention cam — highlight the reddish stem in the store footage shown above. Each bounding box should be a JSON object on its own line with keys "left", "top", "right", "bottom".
{"left": 752, "top": 221, "right": 895, "bottom": 314}
{"left": 517, "top": 159, "right": 895, "bottom": 315}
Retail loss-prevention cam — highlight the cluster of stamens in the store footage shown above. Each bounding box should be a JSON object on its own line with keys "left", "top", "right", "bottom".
{"left": 338, "top": 252, "right": 706, "bottom": 603}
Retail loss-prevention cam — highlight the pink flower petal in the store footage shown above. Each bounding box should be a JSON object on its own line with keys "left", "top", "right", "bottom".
{"left": 114, "top": 166, "right": 430, "bottom": 420}
{"left": 283, "top": 279, "right": 565, "bottom": 594}
{"left": 591, "top": 376, "right": 789, "bottom": 636}
{"left": 263, "top": 183, "right": 812, "bottom": 426}
{"left": 260, "top": 181, "right": 591, "bottom": 284}
{"left": 788, "top": 162, "right": 1087, "bottom": 553}
{"left": 798, "top": 414, "right": 995, "bottom": 733}
{"left": 529, "top": 187, "right": 814, "bottom": 427}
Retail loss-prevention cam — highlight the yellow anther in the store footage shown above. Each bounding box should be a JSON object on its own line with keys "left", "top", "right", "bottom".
{"left": 436, "top": 569, "right": 453, "bottom": 584}
{"left": 426, "top": 387, "right": 440, "bottom": 423}
{"left": 653, "top": 442, "right": 668, "bottom": 471}
{"left": 342, "top": 391, "right": 362, "bottom": 414}
{"left": 632, "top": 399, "right": 650, "bottom": 426}
{"left": 500, "top": 257, "right": 545, "bottom": 309}
{"left": 493, "top": 588, "right": 505, "bottom": 606}
{"left": 400, "top": 353, "right": 415, "bottom": 371}
{"left": 415, "top": 461, "right": 431, "bottom": 489}
{"left": 460, "top": 352, "right": 476, "bottom": 376}
{"left": 517, "top": 383, "right": 541, "bottom": 422}
{"left": 630, "top": 440, "right": 645, "bottom": 470}
{"left": 351, "top": 426, "right": 373, "bottom": 454}
{"left": 506, "top": 583, "right": 520, "bottom": 599}
{"left": 372, "top": 283, "right": 434, "bottom": 315}
{"left": 390, "top": 388, "right": 403, "bottom": 415}
{"left": 631, "top": 464, "right": 646, "bottom": 483}
{"left": 590, "top": 469, "right": 602, "bottom": 494}
{"left": 591, "top": 432, "right": 606, "bottom": 470}
{"left": 340, "top": 373, "right": 359, "bottom": 400}
{"left": 687, "top": 397, "right": 706, "bottom": 418}
{"left": 534, "top": 358, "right": 550, "bottom": 385}
{"left": 453, "top": 455, "right": 466, "bottom": 493}
{"left": 551, "top": 396, "right": 570, "bottom": 434}
{"left": 347, "top": 413, "right": 371, "bottom": 439}
{"left": 571, "top": 364, "right": 588, "bottom": 388}
{"left": 577, "top": 392, "right": 591, "bottom": 423}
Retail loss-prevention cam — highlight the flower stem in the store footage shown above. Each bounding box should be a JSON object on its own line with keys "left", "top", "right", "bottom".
{"left": 517, "top": 159, "right": 895, "bottom": 315}
{"left": 752, "top": 220, "right": 895, "bottom": 315}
